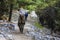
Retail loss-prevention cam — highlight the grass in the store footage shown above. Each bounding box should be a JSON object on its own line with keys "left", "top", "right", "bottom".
{"left": 34, "top": 22, "right": 43, "bottom": 29}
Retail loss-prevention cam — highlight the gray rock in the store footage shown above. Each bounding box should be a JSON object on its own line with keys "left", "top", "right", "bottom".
{"left": 25, "top": 24, "right": 60, "bottom": 40}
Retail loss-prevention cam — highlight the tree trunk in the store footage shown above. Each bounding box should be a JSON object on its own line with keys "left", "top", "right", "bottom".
{"left": 8, "top": 4, "right": 13, "bottom": 21}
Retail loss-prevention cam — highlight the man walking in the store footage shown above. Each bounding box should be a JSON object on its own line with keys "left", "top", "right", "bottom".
{"left": 18, "top": 7, "right": 25, "bottom": 33}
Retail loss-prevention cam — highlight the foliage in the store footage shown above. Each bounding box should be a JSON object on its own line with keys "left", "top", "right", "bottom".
{"left": 34, "top": 22, "right": 43, "bottom": 29}
{"left": 35, "top": 0, "right": 60, "bottom": 31}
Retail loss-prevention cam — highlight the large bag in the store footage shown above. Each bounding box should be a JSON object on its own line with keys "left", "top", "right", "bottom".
{"left": 18, "top": 14, "right": 25, "bottom": 24}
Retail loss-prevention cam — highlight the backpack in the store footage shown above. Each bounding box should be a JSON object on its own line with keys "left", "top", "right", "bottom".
{"left": 25, "top": 12, "right": 28, "bottom": 17}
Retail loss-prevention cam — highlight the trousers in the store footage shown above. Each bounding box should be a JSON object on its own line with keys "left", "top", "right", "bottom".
{"left": 18, "top": 23, "right": 25, "bottom": 33}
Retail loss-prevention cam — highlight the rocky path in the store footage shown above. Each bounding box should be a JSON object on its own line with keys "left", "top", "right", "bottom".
{"left": 12, "top": 23, "right": 32, "bottom": 40}
{"left": 11, "top": 11, "right": 32, "bottom": 40}
{"left": 0, "top": 11, "right": 32, "bottom": 40}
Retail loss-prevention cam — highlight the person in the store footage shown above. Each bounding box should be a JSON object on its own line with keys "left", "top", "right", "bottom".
{"left": 18, "top": 7, "right": 25, "bottom": 33}
{"left": 25, "top": 11, "right": 28, "bottom": 21}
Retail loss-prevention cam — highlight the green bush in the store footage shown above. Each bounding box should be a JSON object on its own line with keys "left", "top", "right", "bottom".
{"left": 34, "top": 22, "right": 43, "bottom": 29}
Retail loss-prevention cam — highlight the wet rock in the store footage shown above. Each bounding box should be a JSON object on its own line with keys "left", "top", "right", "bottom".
{"left": 1, "top": 24, "right": 15, "bottom": 31}
{"left": 42, "top": 28, "right": 51, "bottom": 35}
{"left": 54, "top": 37, "right": 60, "bottom": 40}
{"left": 0, "top": 32, "right": 13, "bottom": 40}
{"left": 25, "top": 24, "right": 60, "bottom": 40}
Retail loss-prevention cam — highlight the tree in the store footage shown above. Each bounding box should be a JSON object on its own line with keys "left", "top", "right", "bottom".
{"left": 0, "top": 0, "right": 7, "bottom": 20}
{"left": 8, "top": 0, "right": 17, "bottom": 21}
